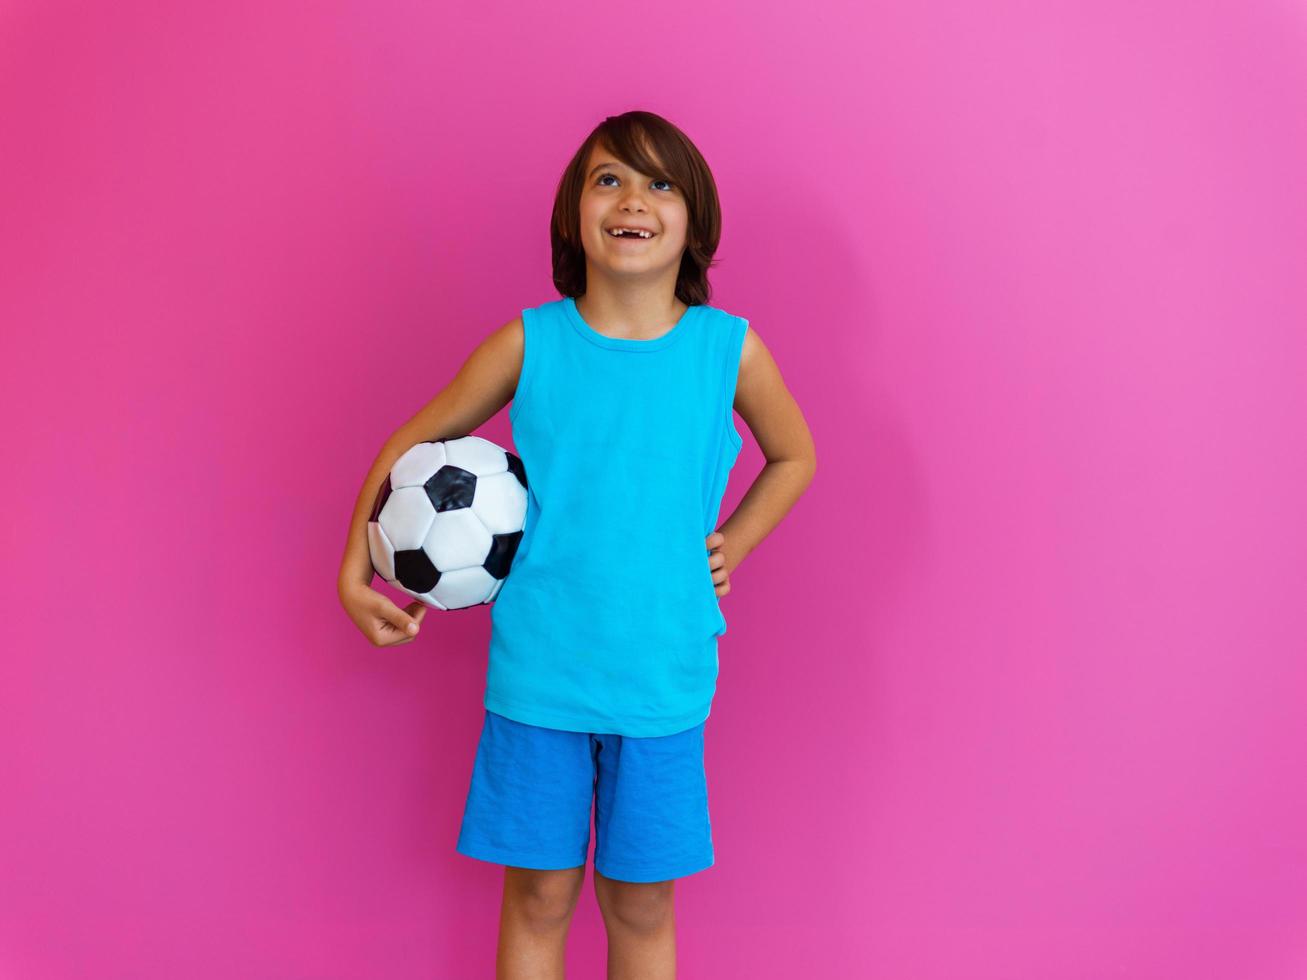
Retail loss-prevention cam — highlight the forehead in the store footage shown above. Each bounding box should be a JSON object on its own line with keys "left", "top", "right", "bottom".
{"left": 585, "top": 144, "right": 664, "bottom": 176}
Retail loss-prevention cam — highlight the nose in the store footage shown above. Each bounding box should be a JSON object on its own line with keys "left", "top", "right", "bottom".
{"left": 618, "top": 187, "right": 649, "bottom": 212}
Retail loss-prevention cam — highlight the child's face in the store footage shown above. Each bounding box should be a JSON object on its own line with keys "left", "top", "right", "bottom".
{"left": 577, "top": 144, "right": 689, "bottom": 284}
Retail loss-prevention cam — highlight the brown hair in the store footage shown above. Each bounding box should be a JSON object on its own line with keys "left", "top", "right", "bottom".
{"left": 550, "top": 110, "right": 722, "bottom": 306}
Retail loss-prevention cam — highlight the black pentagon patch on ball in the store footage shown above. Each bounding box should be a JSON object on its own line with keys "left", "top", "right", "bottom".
{"left": 393, "top": 549, "right": 440, "bottom": 594}
{"left": 505, "top": 452, "right": 528, "bottom": 490}
{"left": 424, "top": 465, "right": 476, "bottom": 512}
{"left": 368, "top": 473, "right": 392, "bottom": 523}
{"left": 483, "top": 530, "right": 523, "bottom": 579}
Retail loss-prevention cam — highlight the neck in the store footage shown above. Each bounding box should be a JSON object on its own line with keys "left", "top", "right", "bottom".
{"left": 575, "top": 273, "right": 687, "bottom": 339}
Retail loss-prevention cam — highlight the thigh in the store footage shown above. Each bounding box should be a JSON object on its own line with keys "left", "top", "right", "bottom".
{"left": 593, "top": 720, "right": 714, "bottom": 883}
{"left": 456, "top": 710, "right": 595, "bottom": 871}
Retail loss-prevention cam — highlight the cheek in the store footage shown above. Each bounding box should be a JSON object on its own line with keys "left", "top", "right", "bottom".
{"left": 664, "top": 222, "right": 689, "bottom": 247}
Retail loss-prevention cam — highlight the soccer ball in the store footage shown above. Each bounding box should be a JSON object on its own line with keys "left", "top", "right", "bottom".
{"left": 367, "top": 435, "right": 529, "bottom": 610}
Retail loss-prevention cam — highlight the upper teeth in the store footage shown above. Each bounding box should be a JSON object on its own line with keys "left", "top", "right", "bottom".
{"left": 608, "top": 228, "right": 653, "bottom": 238}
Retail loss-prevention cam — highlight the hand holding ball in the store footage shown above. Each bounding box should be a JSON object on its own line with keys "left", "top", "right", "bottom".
{"left": 367, "top": 436, "right": 529, "bottom": 610}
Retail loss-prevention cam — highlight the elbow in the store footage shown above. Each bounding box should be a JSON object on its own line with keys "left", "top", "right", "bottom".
{"left": 792, "top": 455, "right": 817, "bottom": 488}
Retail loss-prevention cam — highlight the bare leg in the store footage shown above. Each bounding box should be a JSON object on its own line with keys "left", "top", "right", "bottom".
{"left": 497, "top": 865, "right": 586, "bottom": 980}
{"left": 593, "top": 867, "right": 677, "bottom": 980}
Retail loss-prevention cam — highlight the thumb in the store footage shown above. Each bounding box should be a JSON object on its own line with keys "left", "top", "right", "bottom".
{"left": 401, "top": 600, "right": 427, "bottom": 634}
{"left": 376, "top": 596, "right": 421, "bottom": 636}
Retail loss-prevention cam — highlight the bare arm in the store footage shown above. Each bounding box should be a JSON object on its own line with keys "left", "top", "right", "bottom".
{"left": 708, "top": 327, "right": 817, "bottom": 595}
{"left": 336, "top": 316, "right": 524, "bottom": 597}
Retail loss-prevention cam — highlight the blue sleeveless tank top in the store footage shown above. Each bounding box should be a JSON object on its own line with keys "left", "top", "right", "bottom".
{"left": 486, "top": 295, "right": 748, "bottom": 737}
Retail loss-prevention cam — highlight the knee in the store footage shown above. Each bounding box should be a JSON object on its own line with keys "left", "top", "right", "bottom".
{"left": 598, "top": 876, "right": 675, "bottom": 934}
{"left": 505, "top": 867, "right": 583, "bottom": 928}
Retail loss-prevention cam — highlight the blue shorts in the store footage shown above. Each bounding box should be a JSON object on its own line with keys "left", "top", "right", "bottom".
{"left": 456, "top": 709, "right": 714, "bottom": 883}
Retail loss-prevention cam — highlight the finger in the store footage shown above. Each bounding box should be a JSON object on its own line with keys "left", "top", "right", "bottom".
{"left": 377, "top": 596, "right": 423, "bottom": 636}
{"left": 405, "top": 601, "right": 429, "bottom": 628}
{"left": 376, "top": 617, "right": 418, "bottom": 645}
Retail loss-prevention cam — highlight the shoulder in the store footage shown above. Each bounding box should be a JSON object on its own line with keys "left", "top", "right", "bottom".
{"left": 459, "top": 314, "right": 525, "bottom": 392}
{"left": 703, "top": 305, "right": 767, "bottom": 375}
{"left": 739, "top": 321, "right": 765, "bottom": 372}
{"left": 510, "top": 298, "right": 571, "bottom": 337}
{"left": 698, "top": 304, "right": 751, "bottom": 341}
{"left": 483, "top": 297, "right": 575, "bottom": 363}
{"left": 484, "top": 314, "right": 524, "bottom": 356}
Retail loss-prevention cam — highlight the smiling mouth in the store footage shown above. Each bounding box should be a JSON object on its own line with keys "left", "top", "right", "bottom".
{"left": 606, "top": 228, "right": 657, "bottom": 240}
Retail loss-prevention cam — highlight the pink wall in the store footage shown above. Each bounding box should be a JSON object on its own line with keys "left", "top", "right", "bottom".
{"left": 3, "top": 1, "right": 1305, "bottom": 977}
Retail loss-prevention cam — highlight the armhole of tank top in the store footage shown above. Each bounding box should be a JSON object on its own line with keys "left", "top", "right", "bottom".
{"left": 509, "top": 307, "right": 534, "bottom": 423}
{"left": 724, "top": 317, "right": 747, "bottom": 450}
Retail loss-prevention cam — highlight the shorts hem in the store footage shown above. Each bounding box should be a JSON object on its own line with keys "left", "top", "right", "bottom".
{"left": 456, "top": 837, "right": 587, "bottom": 872}
{"left": 595, "top": 854, "right": 715, "bottom": 883}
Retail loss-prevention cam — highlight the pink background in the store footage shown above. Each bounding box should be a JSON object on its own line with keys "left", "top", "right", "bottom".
{"left": 3, "top": 1, "right": 1305, "bottom": 977}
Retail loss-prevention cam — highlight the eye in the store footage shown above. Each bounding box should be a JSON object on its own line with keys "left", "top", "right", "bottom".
{"left": 595, "top": 173, "right": 676, "bottom": 192}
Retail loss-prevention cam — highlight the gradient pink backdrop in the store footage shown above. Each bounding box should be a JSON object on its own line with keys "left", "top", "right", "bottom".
{"left": 3, "top": 1, "right": 1305, "bottom": 977}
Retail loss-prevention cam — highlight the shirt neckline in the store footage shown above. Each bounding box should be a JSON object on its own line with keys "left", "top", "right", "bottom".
{"left": 563, "top": 295, "right": 699, "bottom": 351}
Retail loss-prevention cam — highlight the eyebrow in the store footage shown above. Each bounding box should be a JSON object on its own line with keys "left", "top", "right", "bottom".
{"left": 587, "top": 160, "right": 664, "bottom": 179}
{"left": 588, "top": 161, "right": 629, "bottom": 178}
